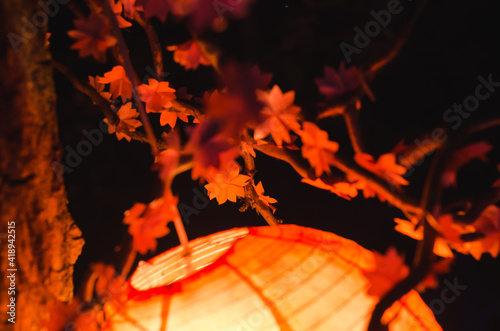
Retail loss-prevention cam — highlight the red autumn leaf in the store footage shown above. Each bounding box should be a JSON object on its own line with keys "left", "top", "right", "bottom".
{"left": 98, "top": 65, "right": 132, "bottom": 102}
{"left": 302, "top": 178, "right": 359, "bottom": 200}
{"left": 156, "top": 131, "right": 181, "bottom": 181}
{"left": 167, "top": 40, "right": 211, "bottom": 70}
{"left": 123, "top": 193, "right": 179, "bottom": 254}
{"left": 442, "top": 141, "right": 493, "bottom": 187}
{"left": 240, "top": 141, "right": 256, "bottom": 158}
{"left": 189, "top": 0, "right": 253, "bottom": 32}
{"left": 88, "top": 75, "right": 112, "bottom": 101}
{"left": 253, "top": 181, "right": 278, "bottom": 213}
{"left": 135, "top": 0, "right": 170, "bottom": 22}
{"left": 314, "top": 61, "right": 360, "bottom": 100}
{"left": 121, "top": 0, "right": 137, "bottom": 18}
{"left": 254, "top": 85, "right": 301, "bottom": 146}
{"left": 203, "top": 89, "right": 249, "bottom": 135}
{"left": 364, "top": 247, "right": 409, "bottom": 298}
{"left": 218, "top": 61, "right": 272, "bottom": 133}
{"left": 355, "top": 153, "right": 409, "bottom": 188}
{"left": 110, "top": 0, "right": 133, "bottom": 28}
{"left": 104, "top": 103, "right": 142, "bottom": 141}
{"left": 68, "top": 12, "right": 117, "bottom": 62}
{"left": 465, "top": 205, "right": 500, "bottom": 260}
{"left": 299, "top": 121, "right": 339, "bottom": 177}
{"left": 204, "top": 164, "right": 251, "bottom": 204}
{"left": 393, "top": 217, "right": 455, "bottom": 258}
{"left": 138, "top": 78, "right": 177, "bottom": 113}
{"left": 186, "top": 119, "right": 240, "bottom": 179}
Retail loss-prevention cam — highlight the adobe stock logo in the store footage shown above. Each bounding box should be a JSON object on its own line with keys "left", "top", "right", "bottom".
{"left": 428, "top": 277, "right": 468, "bottom": 315}
{"left": 339, "top": 0, "right": 410, "bottom": 64}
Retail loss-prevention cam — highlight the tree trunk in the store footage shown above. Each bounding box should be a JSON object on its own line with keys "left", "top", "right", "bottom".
{"left": 0, "top": 1, "right": 84, "bottom": 330}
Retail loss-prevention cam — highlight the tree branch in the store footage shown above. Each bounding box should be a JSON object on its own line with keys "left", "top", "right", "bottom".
{"left": 134, "top": 12, "right": 164, "bottom": 78}
{"left": 244, "top": 136, "right": 422, "bottom": 216}
{"left": 102, "top": 0, "right": 159, "bottom": 155}
{"left": 240, "top": 137, "right": 281, "bottom": 226}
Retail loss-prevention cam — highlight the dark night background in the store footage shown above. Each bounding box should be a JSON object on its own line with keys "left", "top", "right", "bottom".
{"left": 49, "top": 0, "right": 500, "bottom": 330}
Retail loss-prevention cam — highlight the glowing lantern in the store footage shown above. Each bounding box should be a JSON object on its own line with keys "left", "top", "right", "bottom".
{"left": 103, "top": 225, "right": 442, "bottom": 330}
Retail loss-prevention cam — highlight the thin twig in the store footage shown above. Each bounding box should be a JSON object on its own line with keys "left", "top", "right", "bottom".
{"left": 343, "top": 101, "right": 366, "bottom": 154}
{"left": 245, "top": 136, "right": 422, "bottom": 216}
{"left": 368, "top": 0, "right": 430, "bottom": 75}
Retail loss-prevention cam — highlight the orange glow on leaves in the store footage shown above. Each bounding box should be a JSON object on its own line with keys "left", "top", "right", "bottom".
{"left": 204, "top": 165, "right": 251, "bottom": 204}
{"left": 355, "top": 153, "right": 409, "bottom": 188}
{"left": 299, "top": 122, "right": 339, "bottom": 177}
{"left": 68, "top": 12, "right": 117, "bottom": 62}
{"left": 364, "top": 247, "right": 409, "bottom": 298}
{"left": 104, "top": 103, "right": 142, "bottom": 141}
{"left": 123, "top": 193, "right": 179, "bottom": 254}
{"left": 98, "top": 66, "right": 132, "bottom": 102}
{"left": 254, "top": 85, "right": 301, "bottom": 146}
{"left": 167, "top": 40, "right": 211, "bottom": 70}
{"left": 187, "top": 119, "right": 239, "bottom": 180}
{"left": 89, "top": 75, "right": 112, "bottom": 100}
{"left": 315, "top": 62, "right": 360, "bottom": 100}
{"left": 253, "top": 181, "right": 278, "bottom": 212}
{"left": 138, "top": 78, "right": 177, "bottom": 113}
{"left": 302, "top": 178, "right": 359, "bottom": 200}
{"left": 110, "top": 0, "right": 133, "bottom": 28}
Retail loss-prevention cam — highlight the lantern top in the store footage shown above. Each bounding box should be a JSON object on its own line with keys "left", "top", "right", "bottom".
{"left": 130, "top": 227, "right": 249, "bottom": 291}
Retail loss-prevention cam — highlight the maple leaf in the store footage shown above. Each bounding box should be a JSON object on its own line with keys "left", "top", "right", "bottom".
{"left": 364, "top": 247, "right": 409, "bottom": 298}
{"left": 136, "top": 0, "right": 170, "bottom": 21}
{"left": 110, "top": 0, "right": 133, "bottom": 28}
{"left": 203, "top": 89, "right": 249, "bottom": 136}
{"left": 355, "top": 153, "right": 409, "bottom": 188}
{"left": 189, "top": 0, "right": 253, "bottom": 32}
{"left": 393, "top": 218, "right": 455, "bottom": 258}
{"left": 442, "top": 141, "right": 493, "bottom": 187}
{"left": 464, "top": 205, "right": 500, "bottom": 259}
{"left": 254, "top": 85, "right": 301, "bottom": 146}
{"left": 123, "top": 193, "right": 179, "bottom": 254}
{"left": 138, "top": 78, "right": 177, "bottom": 113}
{"left": 104, "top": 103, "right": 142, "bottom": 141}
{"left": 299, "top": 121, "right": 339, "bottom": 177}
{"left": 253, "top": 181, "right": 277, "bottom": 212}
{"left": 240, "top": 141, "right": 256, "bottom": 158}
{"left": 204, "top": 164, "right": 251, "bottom": 204}
{"left": 186, "top": 119, "right": 240, "bottom": 179}
{"left": 88, "top": 75, "right": 112, "bottom": 100}
{"left": 315, "top": 62, "right": 360, "bottom": 100}
{"left": 156, "top": 131, "right": 181, "bottom": 181}
{"left": 167, "top": 40, "right": 211, "bottom": 70}
{"left": 301, "top": 178, "right": 359, "bottom": 200}
{"left": 98, "top": 66, "right": 132, "bottom": 102}
{"left": 68, "top": 12, "right": 117, "bottom": 62}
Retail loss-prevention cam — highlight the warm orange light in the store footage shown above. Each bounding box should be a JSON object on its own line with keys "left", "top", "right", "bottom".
{"left": 103, "top": 225, "right": 442, "bottom": 330}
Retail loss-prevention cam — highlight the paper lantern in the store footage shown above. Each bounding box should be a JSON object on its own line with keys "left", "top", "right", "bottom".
{"left": 103, "top": 225, "right": 442, "bottom": 331}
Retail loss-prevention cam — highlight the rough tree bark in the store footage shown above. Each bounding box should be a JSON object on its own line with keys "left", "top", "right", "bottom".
{"left": 0, "top": 1, "right": 84, "bottom": 330}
